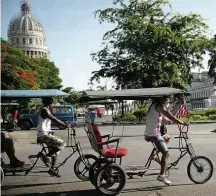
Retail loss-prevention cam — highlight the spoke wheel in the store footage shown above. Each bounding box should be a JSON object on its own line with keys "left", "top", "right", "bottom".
{"left": 74, "top": 154, "right": 98, "bottom": 181}
{"left": 95, "top": 163, "right": 126, "bottom": 196}
{"left": 89, "top": 159, "right": 107, "bottom": 186}
{"left": 187, "top": 156, "right": 213, "bottom": 184}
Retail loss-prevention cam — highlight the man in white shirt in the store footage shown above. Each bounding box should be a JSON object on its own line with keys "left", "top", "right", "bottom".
{"left": 144, "top": 96, "right": 188, "bottom": 185}
{"left": 37, "top": 97, "right": 69, "bottom": 175}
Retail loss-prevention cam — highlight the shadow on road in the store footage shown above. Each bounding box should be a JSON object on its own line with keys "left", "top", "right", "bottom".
{"left": 8, "top": 190, "right": 101, "bottom": 196}
{"left": 123, "top": 183, "right": 194, "bottom": 194}
{"left": 2, "top": 182, "right": 195, "bottom": 196}
{"left": 1, "top": 181, "right": 84, "bottom": 190}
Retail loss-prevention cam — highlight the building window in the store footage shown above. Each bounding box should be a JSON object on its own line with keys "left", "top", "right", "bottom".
{"left": 16, "top": 38, "right": 19, "bottom": 44}
{"left": 29, "top": 38, "right": 32, "bottom": 44}
{"left": 35, "top": 51, "right": 37, "bottom": 56}
{"left": 40, "top": 40, "right": 42, "bottom": 45}
{"left": 27, "top": 51, "right": 29, "bottom": 56}
{"left": 23, "top": 38, "right": 26, "bottom": 44}
{"left": 36, "top": 39, "right": 38, "bottom": 45}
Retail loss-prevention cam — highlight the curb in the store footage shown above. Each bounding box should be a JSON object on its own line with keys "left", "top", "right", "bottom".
{"left": 76, "top": 120, "right": 216, "bottom": 127}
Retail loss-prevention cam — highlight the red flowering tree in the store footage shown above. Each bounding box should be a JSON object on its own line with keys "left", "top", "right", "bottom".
{"left": 1, "top": 39, "right": 39, "bottom": 90}
{"left": 1, "top": 39, "right": 62, "bottom": 90}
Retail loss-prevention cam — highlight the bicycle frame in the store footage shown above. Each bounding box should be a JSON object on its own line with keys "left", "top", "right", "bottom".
{"left": 144, "top": 124, "right": 197, "bottom": 172}
{"left": 55, "top": 127, "right": 86, "bottom": 169}
{"left": 28, "top": 127, "right": 90, "bottom": 173}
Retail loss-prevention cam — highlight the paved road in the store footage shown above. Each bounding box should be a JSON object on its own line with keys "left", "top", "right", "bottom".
{"left": 1, "top": 123, "right": 216, "bottom": 196}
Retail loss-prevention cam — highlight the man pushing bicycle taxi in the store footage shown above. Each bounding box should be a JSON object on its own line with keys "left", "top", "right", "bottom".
{"left": 144, "top": 95, "right": 188, "bottom": 185}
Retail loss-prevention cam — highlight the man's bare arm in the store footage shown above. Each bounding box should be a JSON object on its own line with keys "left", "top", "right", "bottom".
{"left": 155, "top": 104, "right": 187, "bottom": 126}
{"left": 163, "top": 116, "right": 172, "bottom": 123}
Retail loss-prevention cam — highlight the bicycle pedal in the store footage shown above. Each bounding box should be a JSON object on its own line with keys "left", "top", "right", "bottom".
{"left": 29, "top": 155, "right": 38, "bottom": 159}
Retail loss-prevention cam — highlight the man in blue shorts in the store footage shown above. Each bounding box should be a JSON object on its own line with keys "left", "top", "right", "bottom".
{"left": 144, "top": 96, "right": 188, "bottom": 185}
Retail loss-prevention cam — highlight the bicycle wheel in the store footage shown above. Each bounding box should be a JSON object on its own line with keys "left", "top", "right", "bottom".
{"left": 74, "top": 154, "right": 98, "bottom": 181}
{"left": 187, "top": 156, "right": 213, "bottom": 184}
{"left": 95, "top": 163, "right": 127, "bottom": 196}
{"left": 89, "top": 159, "right": 107, "bottom": 186}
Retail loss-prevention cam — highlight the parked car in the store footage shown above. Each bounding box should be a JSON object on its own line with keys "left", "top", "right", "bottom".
{"left": 18, "top": 105, "right": 75, "bottom": 130}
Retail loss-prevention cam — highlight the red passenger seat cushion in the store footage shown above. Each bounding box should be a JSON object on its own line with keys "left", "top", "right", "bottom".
{"left": 91, "top": 123, "right": 102, "bottom": 144}
{"left": 102, "top": 148, "right": 128, "bottom": 157}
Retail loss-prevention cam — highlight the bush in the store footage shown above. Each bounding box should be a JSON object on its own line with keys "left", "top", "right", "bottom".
{"left": 133, "top": 108, "right": 148, "bottom": 121}
{"left": 113, "top": 114, "right": 121, "bottom": 122}
{"left": 199, "top": 116, "right": 209, "bottom": 121}
{"left": 209, "top": 114, "right": 216, "bottom": 120}
{"left": 124, "top": 112, "right": 137, "bottom": 121}
{"left": 192, "top": 115, "right": 202, "bottom": 121}
{"left": 189, "top": 110, "right": 206, "bottom": 116}
{"left": 113, "top": 112, "right": 138, "bottom": 121}
{"left": 205, "top": 109, "right": 216, "bottom": 117}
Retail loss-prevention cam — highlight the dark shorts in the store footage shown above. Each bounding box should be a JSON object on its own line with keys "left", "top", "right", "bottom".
{"left": 145, "top": 135, "right": 168, "bottom": 153}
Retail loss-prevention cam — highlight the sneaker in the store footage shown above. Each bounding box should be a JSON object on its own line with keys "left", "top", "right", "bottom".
{"left": 157, "top": 175, "right": 171, "bottom": 185}
{"left": 48, "top": 168, "right": 60, "bottom": 177}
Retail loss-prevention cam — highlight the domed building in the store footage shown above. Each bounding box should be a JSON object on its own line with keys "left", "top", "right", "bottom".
{"left": 7, "top": 1, "right": 48, "bottom": 58}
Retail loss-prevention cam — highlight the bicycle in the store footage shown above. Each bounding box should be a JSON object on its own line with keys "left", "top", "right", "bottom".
{"left": 85, "top": 114, "right": 214, "bottom": 196}
{"left": 1, "top": 124, "right": 98, "bottom": 184}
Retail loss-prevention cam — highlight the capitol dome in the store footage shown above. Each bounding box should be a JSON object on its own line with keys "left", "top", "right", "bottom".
{"left": 7, "top": 1, "right": 48, "bottom": 58}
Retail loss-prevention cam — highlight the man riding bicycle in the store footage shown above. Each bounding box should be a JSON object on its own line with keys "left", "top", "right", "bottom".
{"left": 144, "top": 96, "right": 188, "bottom": 185}
{"left": 37, "top": 97, "right": 70, "bottom": 174}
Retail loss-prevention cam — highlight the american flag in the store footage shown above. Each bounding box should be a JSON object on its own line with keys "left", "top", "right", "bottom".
{"left": 175, "top": 100, "right": 190, "bottom": 119}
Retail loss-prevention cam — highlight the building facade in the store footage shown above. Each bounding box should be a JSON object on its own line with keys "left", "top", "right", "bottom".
{"left": 7, "top": 1, "right": 48, "bottom": 58}
{"left": 188, "top": 71, "right": 216, "bottom": 109}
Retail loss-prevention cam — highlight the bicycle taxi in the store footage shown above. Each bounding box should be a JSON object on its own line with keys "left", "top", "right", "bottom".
{"left": 0, "top": 89, "right": 98, "bottom": 184}
{"left": 78, "top": 87, "right": 214, "bottom": 196}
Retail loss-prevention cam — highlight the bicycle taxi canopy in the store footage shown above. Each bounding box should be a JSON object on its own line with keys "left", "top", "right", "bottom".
{"left": 78, "top": 87, "right": 189, "bottom": 102}
{"left": 1, "top": 89, "right": 69, "bottom": 100}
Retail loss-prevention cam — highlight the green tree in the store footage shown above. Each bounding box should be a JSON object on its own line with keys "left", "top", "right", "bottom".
{"left": 90, "top": 0, "right": 211, "bottom": 90}
{"left": 1, "top": 39, "right": 39, "bottom": 89}
{"left": 62, "top": 87, "right": 81, "bottom": 105}
{"left": 208, "top": 35, "right": 216, "bottom": 84}
{"left": 33, "top": 57, "right": 62, "bottom": 89}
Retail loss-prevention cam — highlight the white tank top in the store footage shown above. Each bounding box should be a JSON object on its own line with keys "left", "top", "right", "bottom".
{"left": 37, "top": 107, "right": 51, "bottom": 137}
{"left": 144, "top": 103, "right": 163, "bottom": 136}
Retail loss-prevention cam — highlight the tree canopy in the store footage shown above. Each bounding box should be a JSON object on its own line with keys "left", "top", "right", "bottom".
{"left": 33, "top": 57, "right": 62, "bottom": 89}
{"left": 1, "top": 39, "right": 39, "bottom": 89}
{"left": 90, "top": 0, "right": 212, "bottom": 90}
{"left": 1, "top": 39, "right": 62, "bottom": 90}
{"left": 208, "top": 35, "right": 216, "bottom": 84}
{"left": 62, "top": 87, "right": 81, "bottom": 106}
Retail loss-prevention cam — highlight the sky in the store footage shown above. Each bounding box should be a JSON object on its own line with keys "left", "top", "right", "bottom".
{"left": 1, "top": 0, "right": 216, "bottom": 91}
